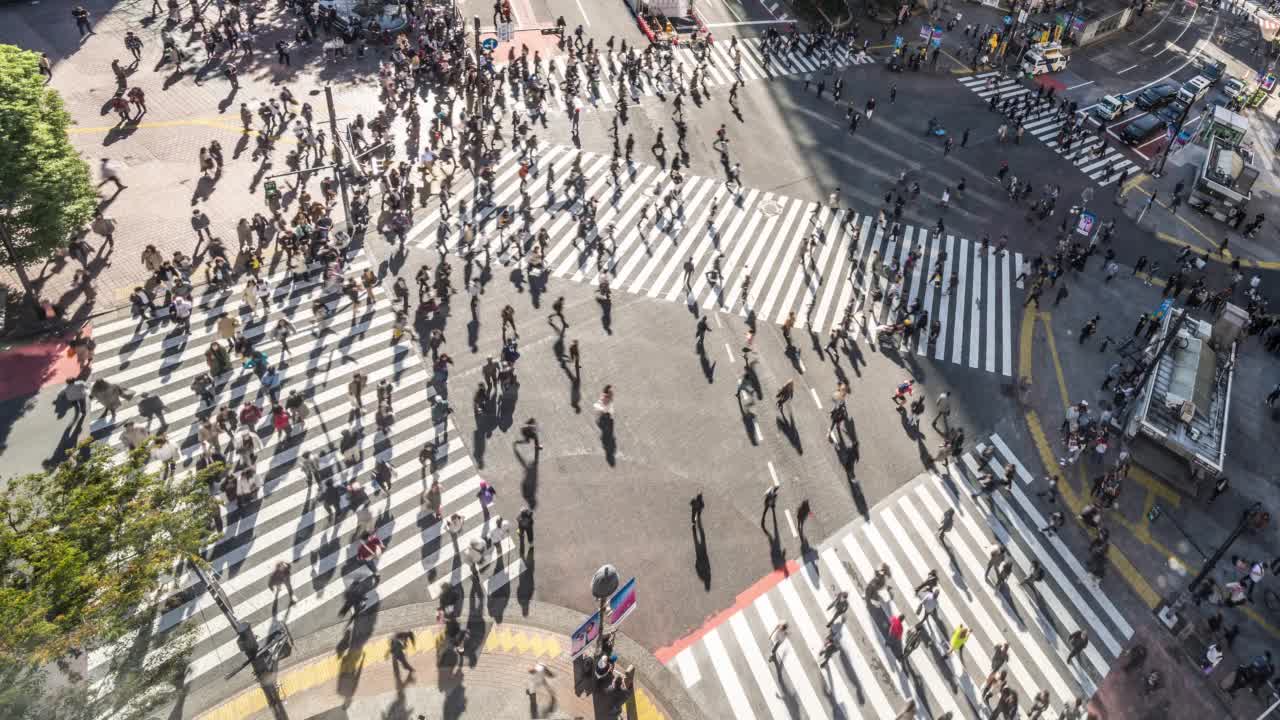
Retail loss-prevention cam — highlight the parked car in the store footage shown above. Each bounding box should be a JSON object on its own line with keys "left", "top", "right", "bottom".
{"left": 1155, "top": 98, "right": 1190, "bottom": 124}
{"left": 1177, "top": 75, "right": 1212, "bottom": 105}
{"left": 1121, "top": 114, "right": 1168, "bottom": 145}
{"left": 1094, "top": 94, "right": 1135, "bottom": 121}
{"left": 1201, "top": 60, "right": 1227, "bottom": 85}
{"left": 1222, "top": 76, "right": 1247, "bottom": 100}
{"left": 1135, "top": 81, "right": 1180, "bottom": 110}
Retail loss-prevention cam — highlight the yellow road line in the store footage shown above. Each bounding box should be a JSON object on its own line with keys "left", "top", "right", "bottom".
{"left": 1128, "top": 464, "right": 1180, "bottom": 507}
{"left": 1022, "top": 306, "right": 1163, "bottom": 609}
{"left": 1129, "top": 184, "right": 1280, "bottom": 270}
{"left": 1037, "top": 311, "right": 1071, "bottom": 410}
{"left": 1025, "top": 309, "right": 1280, "bottom": 636}
{"left": 196, "top": 625, "right": 636, "bottom": 720}
{"left": 68, "top": 117, "right": 300, "bottom": 145}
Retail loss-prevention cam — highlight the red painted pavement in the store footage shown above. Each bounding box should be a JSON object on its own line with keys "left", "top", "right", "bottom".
{"left": 655, "top": 559, "right": 800, "bottom": 664}
{"left": 1037, "top": 75, "right": 1066, "bottom": 92}
{"left": 0, "top": 328, "right": 88, "bottom": 403}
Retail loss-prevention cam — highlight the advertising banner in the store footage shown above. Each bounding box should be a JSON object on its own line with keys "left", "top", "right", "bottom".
{"left": 569, "top": 578, "right": 639, "bottom": 659}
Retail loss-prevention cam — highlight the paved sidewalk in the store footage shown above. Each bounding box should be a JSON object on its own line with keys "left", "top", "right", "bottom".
{"left": 193, "top": 601, "right": 701, "bottom": 720}
{"left": 0, "top": 0, "right": 385, "bottom": 326}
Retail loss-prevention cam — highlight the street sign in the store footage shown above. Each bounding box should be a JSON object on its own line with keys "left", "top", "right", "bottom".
{"left": 497, "top": 21, "right": 514, "bottom": 42}
{"left": 920, "top": 24, "right": 932, "bottom": 40}
{"left": 569, "top": 577, "right": 639, "bottom": 658}
{"left": 894, "top": 35, "right": 904, "bottom": 49}
{"left": 1003, "top": 14, "right": 1013, "bottom": 24}
{"left": 1148, "top": 503, "right": 1162, "bottom": 522}
{"left": 1075, "top": 210, "right": 1097, "bottom": 236}
{"left": 1154, "top": 298, "right": 1173, "bottom": 321}
{"left": 481, "top": 37, "right": 498, "bottom": 50}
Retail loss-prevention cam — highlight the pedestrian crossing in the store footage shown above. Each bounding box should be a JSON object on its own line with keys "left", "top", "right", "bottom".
{"left": 1257, "top": 8, "right": 1280, "bottom": 36}
{"left": 667, "top": 434, "right": 1134, "bottom": 720}
{"left": 512, "top": 35, "right": 876, "bottom": 115}
{"left": 82, "top": 250, "right": 522, "bottom": 687}
{"left": 957, "top": 73, "right": 1138, "bottom": 187}
{"left": 412, "top": 145, "right": 1018, "bottom": 376}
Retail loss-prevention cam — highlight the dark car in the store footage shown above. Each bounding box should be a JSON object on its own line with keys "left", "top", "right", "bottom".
{"left": 1121, "top": 114, "right": 1168, "bottom": 145}
{"left": 1154, "top": 98, "right": 1190, "bottom": 124}
{"left": 1202, "top": 60, "right": 1227, "bottom": 85}
{"left": 1135, "top": 82, "right": 1180, "bottom": 110}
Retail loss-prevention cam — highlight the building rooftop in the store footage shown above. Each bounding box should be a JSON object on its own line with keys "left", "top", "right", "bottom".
{"left": 1135, "top": 310, "right": 1232, "bottom": 473}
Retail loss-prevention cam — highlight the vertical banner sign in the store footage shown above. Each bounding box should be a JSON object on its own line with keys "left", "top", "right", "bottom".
{"left": 570, "top": 578, "right": 639, "bottom": 658}
{"left": 1075, "top": 210, "right": 1097, "bottom": 236}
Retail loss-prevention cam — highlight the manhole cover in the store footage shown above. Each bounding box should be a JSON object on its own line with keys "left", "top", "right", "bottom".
{"left": 761, "top": 201, "right": 782, "bottom": 216}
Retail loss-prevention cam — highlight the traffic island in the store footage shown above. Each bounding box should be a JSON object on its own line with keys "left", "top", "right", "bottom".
{"left": 190, "top": 600, "right": 702, "bottom": 720}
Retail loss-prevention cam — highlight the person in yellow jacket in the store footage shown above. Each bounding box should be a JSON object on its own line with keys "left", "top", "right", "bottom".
{"left": 942, "top": 623, "right": 970, "bottom": 659}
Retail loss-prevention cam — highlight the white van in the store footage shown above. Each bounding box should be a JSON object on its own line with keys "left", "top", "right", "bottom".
{"left": 1178, "top": 75, "right": 1212, "bottom": 105}
{"left": 1021, "top": 43, "right": 1068, "bottom": 76}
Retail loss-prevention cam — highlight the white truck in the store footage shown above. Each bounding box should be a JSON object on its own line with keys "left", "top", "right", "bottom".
{"left": 1093, "top": 94, "right": 1135, "bottom": 121}
{"left": 1021, "top": 42, "right": 1068, "bottom": 76}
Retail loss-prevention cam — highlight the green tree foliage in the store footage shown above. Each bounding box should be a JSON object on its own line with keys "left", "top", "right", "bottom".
{"left": 0, "top": 441, "right": 220, "bottom": 719}
{"left": 0, "top": 44, "right": 98, "bottom": 269}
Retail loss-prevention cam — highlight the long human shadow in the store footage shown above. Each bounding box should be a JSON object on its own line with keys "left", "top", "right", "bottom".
{"left": 692, "top": 521, "right": 711, "bottom": 591}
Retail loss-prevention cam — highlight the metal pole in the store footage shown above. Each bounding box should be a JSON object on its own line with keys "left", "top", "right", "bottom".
{"left": 596, "top": 595, "right": 609, "bottom": 655}
{"left": 323, "top": 85, "right": 352, "bottom": 224}
{"left": 1154, "top": 100, "right": 1191, "bottom": 177}
{"left": 1256, "top": 695, "right": 1280, "bottom": 719}
{"left": 1188, "top": 502, "right": 1263, "bottom": 594}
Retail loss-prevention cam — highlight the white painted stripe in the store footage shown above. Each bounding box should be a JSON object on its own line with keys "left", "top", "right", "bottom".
{"left": 968, "top": 241, "right": 981, "bottom": 369}
{"left": 891, "top": 496, "right": 1078, "bottom": 704}
{"left": 674, "top": 647, "right": 702, "bottom": 687}
{"left": 703, "top": 629, "right": 760, "bottom": 719}
{"left": 796, "top": 556, "right": 896, "bottom": 717}
{"left": 987, "top": 436, "right": 1134, "bottom": 639}
{"left": 728, "top": 612, "right": 792, "bottom": 720}
{"left": 1002, "top": 250, "right": 1013, "bottom": 376}
{"left": 776, "top": 580, "right": 864, "bottom": 718}
{"left": 985, "top": 243, "right": 997, "bottom": 373}
{"left": 951, "top": 237, "right": 967, "bottom": 365}
{"left": 755, "top": 594, "right": 829, "bottom": 718}
{"left": 916, "top": 477, "right": 1106, "bottom": 689}
{"left": 935, "top": 234, "right": 953, "bottom": 361}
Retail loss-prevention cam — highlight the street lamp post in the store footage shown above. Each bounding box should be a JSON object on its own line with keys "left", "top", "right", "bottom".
{"left": 1187, "top": 501, "right": 1264, "bottom": 597}
{"left": 591, "top": 564, "right": 620, "bottom": 656}
{"left": 1153, "top": 99, "right": 1191, "bottom": 178}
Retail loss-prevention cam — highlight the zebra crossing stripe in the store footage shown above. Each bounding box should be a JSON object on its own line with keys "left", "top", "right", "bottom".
{"left": 776, "top": 580, "right": 867, "bottom": 719}
{"left": 957, "top": 77, "right": 1135, "bottom": 187}
{"left": 668, "top": 443, "right": 1134, "bottom": 719}
{"left": 755, "top": 594, "right": 830, "bottom": 718}
{"left": 727, "top": 613, "right": 791, "bottom": 720}
{"left": 891, "top": 497, "right": 1079, "bottom": 704}
{"left": 982, "top": 436, "right": 1134, "bottom": 639}
{"left": 405, "top": 147, "right": 1015, "bottom": 375}
{"left": 674, "top": 646, "right": 702, "bottom": 688}
{"left": 795, "top": 560, "right": 898, "bottom": 718}
{"left": 84, "top": 250, "right": 521, "bottom": 688}
{"left": 703, "top": 629, "right": 759, "bottom": 720}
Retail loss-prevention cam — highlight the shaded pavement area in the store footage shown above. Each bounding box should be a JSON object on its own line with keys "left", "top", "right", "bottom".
{"left": 194, "top": 601, "right": 700, "bottom": 720}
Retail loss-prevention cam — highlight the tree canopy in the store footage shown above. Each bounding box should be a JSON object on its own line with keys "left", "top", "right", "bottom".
{"left": 0, "top": 441, "right": 219, "bottom": 719}
{"left": 0, "top": 44, "right": 97, "bottom": 269}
